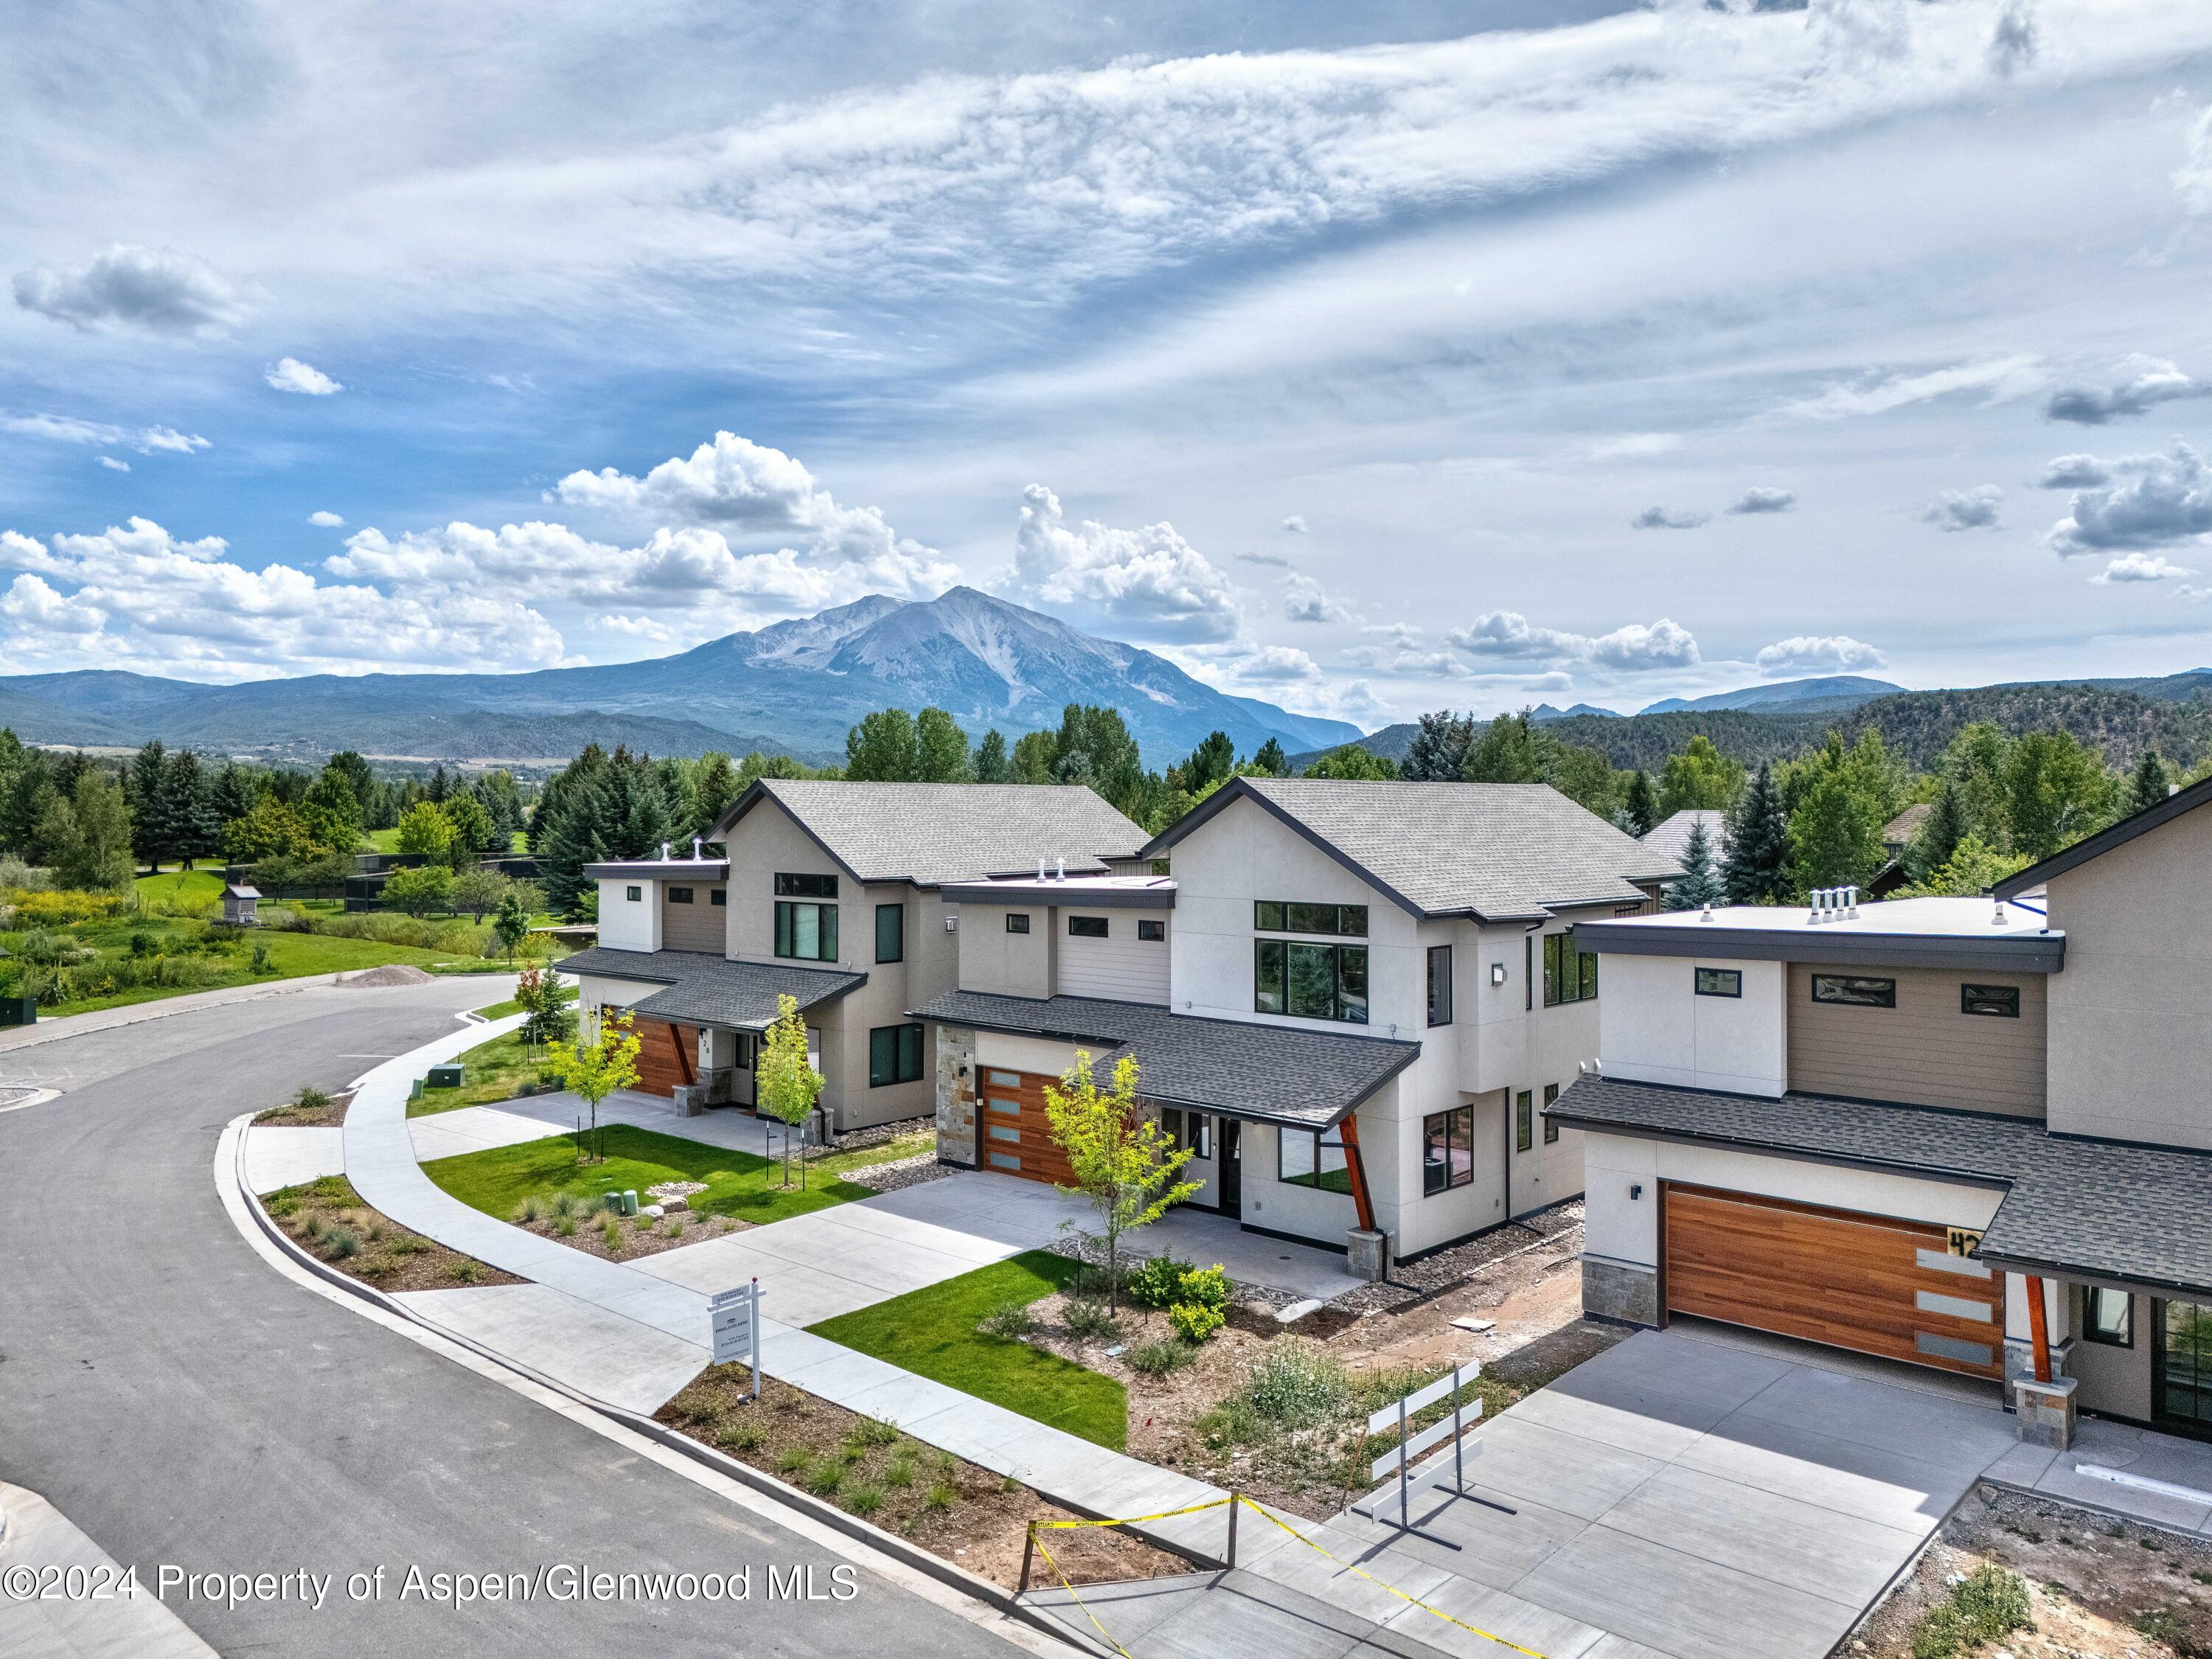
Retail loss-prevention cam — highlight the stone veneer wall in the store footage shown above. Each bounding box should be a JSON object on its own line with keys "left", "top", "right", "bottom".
{"left": 935, "top": 1023, "right": 978, "bottom": 1167}
{"left": 1582, "top": 1256, "right": 1659, "bottom": 1326}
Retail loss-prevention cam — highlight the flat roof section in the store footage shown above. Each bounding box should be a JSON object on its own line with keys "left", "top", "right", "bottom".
{"left": 940, "top": 874, "right": 1176, "bottom": 910}
{"left": 1573, "top": 895, "right": 2065, "bottom": 973}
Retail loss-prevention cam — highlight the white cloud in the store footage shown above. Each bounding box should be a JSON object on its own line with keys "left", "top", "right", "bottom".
{"left": 1590, "top": 618, "right": 1700, "bottom": 671}
{"left": 2043, "top": 358, "right": 2211, "bottom": 425}
{"left": 1237, "top": 550, "right": 1293, "bottom": 568}
{"left": 1228, "top": 643, "right": 1321, "bottom": 684}
{"left": 138, "top": 428, "right": 210, "bottom": 454}
{"left": 1780, "top": 355, "right": 2042, "bottom": 420}
{"left": 308, "top": 510, "right": 344, "bottom": 527}
{"left": 266, "top": 357, "right": 344, "bottom": 396}
{"left": 1921, "top": 484, "right": 2004, "bottom": 531}
{"left": 1279, "top": 515, "right": 1308, "bottom": 534}
{"left": 97, "top": 456, "right": 128, "bottom": 473}
{"left": 1631, "top": 506, "right": 1707, "bottom": 530}
{"left": 1, "top": 413, "right": 211, "bottom": 455}
{"left": 2039, "top": 455, "right": 2109, "bottom": 488}
{"left": 1725, "top": 487, "right": 1795, "bottom": 515}
{"left": 2045, "top": 442, "right": 2212, "bottom": 555}
{"left": 1754, "top": 634, "right": 1888, "bottom": 673}
{"left": 1448, "top": 611, "right": 1699, "bottom": 672}
{"left": 2177, "top": 103, "right": 2212, "bottom": 216}
{"left": 1006, "top": 484, "right": 1239, "bottom": 643}
{"left": 2090, "top": 552, "right": 2196, "bottom": 584}
{"left": 1282, "top": 572, "right": 1349, "bottom": 625}
{"left": 11, "top": 245, "right": 246, "bottom": 335}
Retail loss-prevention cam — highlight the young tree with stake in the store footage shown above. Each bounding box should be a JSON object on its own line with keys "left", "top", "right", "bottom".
{"left": 757, "top": 993, "right": 824, "bottom": 1189}
{"left": 1043, "top": 1051, "right": 1200, "bottom": 1310}
{"left": 546, "top": 1006, "right": 639, "bottom": 1164}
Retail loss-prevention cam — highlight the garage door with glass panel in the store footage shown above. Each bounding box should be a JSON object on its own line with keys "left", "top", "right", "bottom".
{"left": 1663, "top": 1183, "right": 2005, "bottom": 1380}
{"left": 977, "top": 1069, "right": 1077, "bottom": 1184}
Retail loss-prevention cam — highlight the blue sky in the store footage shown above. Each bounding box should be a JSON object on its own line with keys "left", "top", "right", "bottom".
{"left": 6, "top": 0, "right": 2212, "bottom": 726}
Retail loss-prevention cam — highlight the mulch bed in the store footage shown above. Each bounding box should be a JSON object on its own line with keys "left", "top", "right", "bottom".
{"left": 253, "top": 1088, "right": 355, "bottom": 1127}
{"left": 263, "top": 1175, "right": 524, "bottom": 1293}
{"left": 510, "top": 1203, "right": 751, "bottom": 1262}
{"left": 657, "top": 1364, "right": 1196, "bottom": 1590}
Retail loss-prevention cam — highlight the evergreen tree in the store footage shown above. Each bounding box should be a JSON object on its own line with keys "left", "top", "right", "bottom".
{"left": 210, "top": 762, "right": 258, "bottom": 830}
{"left": 1663, "top": 819, "right": 1725, "bottom": 911}
{"left": 2128, "top": 748, "right": 2172, "bottom": 816}
{"left": 426, "top": 764, "right": 451, "bottom": 804}
{"left": 302, "top": 766, "right": 366, "bottom": 857}
{"left": 160, "top": 751, "right": 221, "bottom": 869}
{"left": 686, "top": 753, "right": 740, "bottom": 841}
{"left": 973, "top": 730, "right": 1010, "bottom": 783}
{"left": 1172, "top": 731, "right": 1237, "bottom": 795}
{"left": 1, "top": 750, "right": 55, "bottom": 863}
{"left": 325, "top": 751, "right": 378, "bottom": 822}
{"left": 1905, "top": 778, "right": 1969, "bottom": 882}
{"left": 914, "top": 707, "right": 973, "bottom": 782}
{"left": 128, "top": 740, "right": 170, "bottom": 872}
{"left": 1721, "top": 762, "right": 1791, "bottom": 905}
{"left": 1461, "top": 711, "right": 1551, "bottom": 784}
{"left": 1400, "top": 710, "right": 1474, "bottom": 782}
{"left": 1621, "top": 770, "right": 1660, "bottom": 837}
{"left": 844, "top": 709, "right": 920, "bottom": 780}
{"left": 1251, "top": 737, "right": 1289, "bottom": 777}
{"left": 473, "top": 770, "right": 526, "bottom": 841}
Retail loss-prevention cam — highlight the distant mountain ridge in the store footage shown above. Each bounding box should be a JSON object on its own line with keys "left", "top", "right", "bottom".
{"left": 1637, "top": 675, "right": 1906, "bottom": 717}
{"left": 0, "top": 588, "right": 1360, "bottom": 768}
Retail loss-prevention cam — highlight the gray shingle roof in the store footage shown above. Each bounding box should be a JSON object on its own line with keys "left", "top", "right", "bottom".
{"left": 1550, "top": 1075, "right": 2212, "bottom": 1298}
{"left": 557, "top": 946, "right": 864, "bottom": 1029}
{"left": 714, "top": 780, "right": 1149, "bottom": 887}
{"left": 1144, "top": 778, "right": 1682, "bottom": 921}
{"left": 910, "top": 990, "right": 1419, "bottom": 1130}
{"left": 1639, "top": 810, "right": 1728, "bottom": 869}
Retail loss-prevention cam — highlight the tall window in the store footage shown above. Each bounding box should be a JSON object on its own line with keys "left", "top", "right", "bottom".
{"left": 1514, "top": 1089, "right": 1534, "bottom": 1153}
{"left": 1426, "top": 945, "right": 1453, "bottom": 1027}
{"left": 1278, "top": 1128, "right": 1351, "bottom": 1192}
{"left": 868, "top": 1023, "right": 925, "bottom": 1087}
{"left": 775, "top": 900, "right": 838, "bottom": 961}
{"left": 1254, "top": 939, "right": 1368, "bottom": 1023}
{"left": 875, "top": 902, "right": 904, "bottom": 964}
{"left": 1543, "top": 933, "right": 1598, "bottom": 1006}
{"left": 1543, "top": 1081, "right": 1560, "bottom": 1144}
{"left": 1422, "top": 1106, "right": 1472, "bottom": 1195}
{"left": 1253, "top": 901, "right": 1368, "bottom": 936}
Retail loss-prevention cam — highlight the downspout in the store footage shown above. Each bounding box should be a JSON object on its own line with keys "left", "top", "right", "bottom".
{"left": 1337, "top": 1111, "right": 1377, "bottom": 1236}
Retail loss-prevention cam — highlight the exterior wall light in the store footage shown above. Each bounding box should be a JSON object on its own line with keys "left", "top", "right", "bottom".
{"left": 1490, "top": 962, "right": 1507, "bottom": 987}
{"left": 1630, "top": 1183, "right": 1644, "bottom": 1200}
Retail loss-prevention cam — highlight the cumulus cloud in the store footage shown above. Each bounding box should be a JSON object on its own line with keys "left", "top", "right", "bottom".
{"left": 1282, "top": 572, "right": 1349, "bottom": 625}
{"left": 2045, "top": 442, "right": 2212, "bottom": 555}
{"left": 1725, "top": 487, "right": 1796, "bottom": 515}
{"left": 308, "top": 510, "right": 344, "bottom": 527}
{"left": 1780, "top": 355, "right": 2042, "bottom": 420}
{"left": 266, "top": 357, "right": 343, "bottom": 395}
{"left": 1921, "top": 484, "right": 2004, "bottom": 532}
{"left": 1754, "top": 634, "right": 1887, "bottom": 673}
{"left": 1, "top": 413, "right": 211, "bottom": 455}
{"left": 2042, "top": 359, "right": 2212, "bottom": 425}
{"left": 2091, "top": 553, "right": 2196, "bottom": 584}
{"left": 1631, "top": 506, "right": 1708, "bottom": 530}
{"left": 97, "top": 456, "right": 129, "bottom": 473}
{"left": 1448, "top": 611, "right": 1699, "bottom": 672}
{"left": 1006, "top": 484, "right": 1239, "bottom": 643}
{"left": 11, "top": 245, "right": 246, "bottom": 335}
{"left": 1987, "top": 0, "right": 2039, "bottom": 75}
{"left": 1279, "top": 515, "right": 1308, "bottom": 534}
{"left": 2039, "top": 455, "right": 2110, "bottom": 488}
{"left": 139, "top": 428, "right": 210, "bottom": 454}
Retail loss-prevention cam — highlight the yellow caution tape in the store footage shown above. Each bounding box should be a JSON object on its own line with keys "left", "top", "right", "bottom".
{"left": 1032, "top": 1498, "right": 1233, "bottom": 1531}
{"left": 1029, "top": 1528, "right": 1138, "bottom": 1659}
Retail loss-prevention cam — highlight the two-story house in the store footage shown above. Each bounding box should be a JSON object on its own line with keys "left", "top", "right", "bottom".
{"left": 1553, "top": 778, "right": 2212, "bottom": 1443}
{"left": 916, "top": 778, "right": 1681, "bottom": 1271}
{"left": 556, "top": 779, "right": 1149, "bottom": 1133}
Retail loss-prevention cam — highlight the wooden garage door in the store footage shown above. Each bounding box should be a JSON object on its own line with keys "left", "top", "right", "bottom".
{"left": 975, "top": 1068, "right": 1075, "bottom": 1185}
{"left": 1663, "top": 1183, "right": 2004, "bottom": 1380}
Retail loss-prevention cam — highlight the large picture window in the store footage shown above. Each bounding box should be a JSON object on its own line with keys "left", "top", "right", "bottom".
{"left": 868, "top": 1023, "right": 925, "bottom": 1087}
{"left": 1422, "top": 1106, "right": 1472, "bottom": 1195}
{"left": 1426, "top": 945, "right": 1453, "bottom": 1027}
{"left": 1542, "top": 933, "right": 1598, "bottom": 1006}
{"left": 1254, "top": 901, "right": 1368, "bottom": 936}
{"left": 1254, "top": 939, "right": 1368, "bottom": 1023}
{"left": 775, "top": 872, "right": 837, "bottom": 898}
{"left": 1278, "top": 1128, "right": 1351, "bottom": 1193}
{"left": 874, "top": 902, "right": 904, "bottom": 964}
{"left": 774, "top": 900, "right": 838, "bottom": 961}
{"left": 1812, "top": 974, "right": 1896, "bottom": 1008}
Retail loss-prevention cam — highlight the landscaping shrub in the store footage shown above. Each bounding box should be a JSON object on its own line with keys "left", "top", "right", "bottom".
{"left": 774, "top": 1447, "right": 810, "bottom": 1475}
{"left": 849, "top": 1416, "right": 900, "bottom": 1449}
{"left": 717, "top": 1422, "right": 765, "bottom": 1453}
{"left": 1177, "top": 1264, "right": 1232, "bottom": 1313}
{"left": 978, "top": 1302, "right": 1037, "bottom": 1339}
{"left": 599, "top": 1217, "right": 622, "bottom": 1251}
{"left": 1167, "top": 1301, "right": 1225, "bottom": 1343}
{"left": 1062, "top": 1298, "right": 1122, "bottom": 1340}
{"left": 10, "top": 889, "right": 128, "bottom": 927}
{"left": 1127, "top": 1253, "right": 1195, "bottom": 1310}
{"left": 844, "top": 1483, "right": 884, "bottom": 1517}
{"left": 447, "top": 1259, "right": 479, "bottom": 1283}
{"left": 512, "top": 1194, "right": 545, "bottom": 1225}
{"left": 295, "top": 1085, "right": 332, "bottom": 1112}
{"left": 324, "top": 1226, "right": 361, "bottom": 1261}
{"left": 0, "top": 859, "right": 49, "bottom": 891}
{"left": 805, "top": 1462, "right": 844, "bottom": 1498}
{"left": 883, "top": 1455, "right": 914, "bottom": 1489}
{"left": 1245, "top": 1343, "right": 1349, "bottom": 1427}
{"left": 923, "top": 1482, "right": 957, "bottom": 1512}
{"left": 1910, "top": 1563, "right": 2030, "bottom": 1659}
{"left": 1129, "top": 1338, "right": 1197, "bottom": 1375}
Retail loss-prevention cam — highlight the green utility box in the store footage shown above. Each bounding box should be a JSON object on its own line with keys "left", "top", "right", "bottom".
{"left": 427, "top": 1063, "right": 465, "bottom": 1089}
{"left": 0, "top": 998, "right": 35, "bottom": 1027}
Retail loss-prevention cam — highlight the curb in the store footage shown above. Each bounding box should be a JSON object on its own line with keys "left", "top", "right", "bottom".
{"left": 231, "top": 1118, "right": 1113, "bottom": 1655}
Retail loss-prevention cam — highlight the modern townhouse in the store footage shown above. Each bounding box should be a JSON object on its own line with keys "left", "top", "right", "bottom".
{"left": 1552, "top": 776, "right": 2212, "bottom": 1445}
{"left": 557, "top": 780, "right": 1150, "bottom": 1133}
{"left": 917, "top": 778, "right": 1681, "bottom": 1272}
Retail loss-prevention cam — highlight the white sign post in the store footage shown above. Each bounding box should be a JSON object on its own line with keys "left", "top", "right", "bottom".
{"left": 710, "top": 1279, "right": 762, "bottom": 1400}
{"left": 1354, "top": 1360, "right": 1511, "bottom": 1545}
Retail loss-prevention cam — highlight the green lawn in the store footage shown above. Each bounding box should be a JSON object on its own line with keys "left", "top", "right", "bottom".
{"left": 133, "top": 867, "right": 226, "bottom": 909}
{"left": 408, "top": 1029, "right": 557, "bottom": 1116}
{"left": 470, "top": 981, "right": 577, "bottom": 1021}
{"left": 421, "top": 1124, "right": 881, "bottom": 1227}
{"left": 807, "top": 1253, "right": 1127, "bottom": 1450}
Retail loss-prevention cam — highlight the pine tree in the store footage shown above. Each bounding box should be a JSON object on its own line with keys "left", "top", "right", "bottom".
{"left": 1907, "top": 779, "right": 1969, "bottom": 882}
{"left": 1621, "top": 770, "right": 1660, "bottom": 837}
{"left": 1400, "top": 710, "right": 1474, "bottom": 782}
{"left": 1722, "top": 762, "right": 1791, "bottom": 905}
{"left": 128, "top": 740, "right": 169, "bottom": 872}
{"left": 973, "top": 730, "right": 1010, "bottom": 783}
{"left": 1173, "top": 731, "right": 1237, "bottom": 794}
{"left": 2128, "top": 748, "right": 2171, "bottom": 816}
{"left": 160, "top": 751, "right": 220, "bottom": 870}
{"left": 426, "top": 764, "right": 451, "bottom": 804}
{"left": 1664, "top": 819, "right": 1725, "bottom": 911}
{"left": 1251, "top": 737, "right": 1289, "bottom": 777}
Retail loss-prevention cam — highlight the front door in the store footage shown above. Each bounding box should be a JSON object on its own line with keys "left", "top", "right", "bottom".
{"left": 1218, "top": 1121, "right": 1242, "bottom": 1217}
{"left": 2157, "top": 1300, "right": 2212, "bottom": 1436}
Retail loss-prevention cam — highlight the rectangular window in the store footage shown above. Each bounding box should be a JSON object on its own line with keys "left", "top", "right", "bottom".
{"left": 1515, "top": 1089, "right": 1533, "bottom": 1153}
{"left": 1694, "top": 967, "right": 1742, "bottom": 998}
{"left": 987, "top": 1123, "right": 1020, "bottom": 1144}
{"left": 1542, "top": 933, "right": 1600, "bottom": 1006}
{"left": 2084, "top": 1287, "right": 2133, "bottom": 1348}
{"left": 1277, "top": 1128, "right": 1352, "bottom": 1193}
{"left": 1961, "top": 984, "right": 2020, "bottom": 1018}
{"left": 1543, "top": 1082, "right": 1560, "bottom": 1144}
{"left": 668, "top": 886, "right": 694, "bottom": 903}
{"left": 1525, "top": 934, "right": 1533, "bottom": 1012}
{"left": 875, "top": 902, "right": 904, "bottom": 964}
{"left": 1256, "top": 939, "right": 1368, "bottom": 1024}
{"left": 774, "top": 900, "right": 839, "bottom": 961}
{"left": 986, "top": 1096, "right": 1019, "bottom": 1116}
{"left": 987, "top": 1152, "right": 1020, "bottom": 1171}
{"left": 1005, "top": 912, "right": 1031, "bottom": 934}
{"left": 1812, "top": 974, "right": 1896, "bottom": 1008}
{"left": 775, "top": 872, "right": 837, "bottom": 898}
{"left": 987, "top": 1069, "right": 1020, "bottom": 1088}
{"left": 1161, "top": 1108, "right": 1211, "bottom": 1160}
{"left": 1254, "top": 901, "right": 1368, "bottom": 936}
{"left": 867, "top": 1022, "right": 925, "bottom": 1087}
{"left": 1427, "top": 945, "right": 1453, "bottom": 1027}
{"left": 1422, "top": 1106, "right": 1473, "bottom": 1195}
{"left": 1068, "top": 915, "right": 1109, "bottom": 939}
{"left": 625, "top": 885, "right": 641, "bottom": 902}
{"left": 710, "top": 888, "right": 726, "bottom": 906}
{"left": 1137, "top": 918, "right": 1165, "bottom": 942}
{"left": 732, "top": 1032, "right": 754, "bottom": 1068}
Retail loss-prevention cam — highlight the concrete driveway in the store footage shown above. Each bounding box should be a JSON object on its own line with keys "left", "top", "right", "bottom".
{"left": 1030, "top": 1321, "right": 2022, "bottom": 1659}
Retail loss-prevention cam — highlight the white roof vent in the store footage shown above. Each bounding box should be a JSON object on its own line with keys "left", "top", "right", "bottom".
{"left": 1037, "top": 857, "right": 1048, "bottom": 881}
{"left": 1057, "top": 856, "right": 1066, "bottom": 881}
{"left": 1992, "top": 896, "right": 2008, "bottom": 927}
{"left": 660, "top": 841, "right": 670, "bottom": 860}
{"left": 1699, "top": 900, "right": 1714, "bottom": 922}
{"left": 692, "top": 837, "right": 703, "bottom": 859}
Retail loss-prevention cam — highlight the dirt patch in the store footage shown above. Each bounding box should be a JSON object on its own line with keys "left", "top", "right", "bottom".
{"left": 657, "top": 1365, "right": 1196, "bottom": 1590}
{"left": 1860, "top": 1486, "right": 2212, "bottom": 1658}
{"left": 253, "top": 1088, "right": 355, "bottom": 1127}
{"left": 335, "top": 964, "right": 439, "bottom": 987}
{"left": 262, "top": 1175, "right": 523, "bottom": 1293}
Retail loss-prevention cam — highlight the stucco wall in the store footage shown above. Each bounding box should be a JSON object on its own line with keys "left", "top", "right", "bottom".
{"left": 1601, "top": 954, "right": 1787, "bottom": 1096}
{"left": 954, "top": 902, "right": 1055, "bottom": 998}
{"left": 2065, "top": 1286, "right": 2152, "bottom": 1422}
{"left": 596, "top": 877, "right": 661, "bottom": 952}
{"left": 1787, "top": 963, "right": 2046, "bottom": 1116}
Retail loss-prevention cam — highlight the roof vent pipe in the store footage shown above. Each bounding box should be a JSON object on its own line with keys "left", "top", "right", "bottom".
{"left": 2171, "top": 783, "right": 2183, "bottom": 798}
{"left": 1038, "top": 858, "right": 1048, "bottom": 882}
{"left": 660, "top": 841, "right": 670, "bottom": 860}
{"left": 1700, "top": 900, "right": 1714, "bottom": 922}
{"left": 1057, "top": 856, "right": 1066, "bottom": 881}
{"left": 1992, "top": 895, "right": 2008, "bottom": 927}
{"left": 692, "top": 837, "right": 703, "bottom": 860}
{"left": 1844, "top": 885, "right": 1859, "bottom": 919}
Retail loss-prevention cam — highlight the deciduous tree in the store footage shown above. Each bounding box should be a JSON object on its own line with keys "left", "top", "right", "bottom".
{"left": 757, "top": 993, "right": 824, "bottom": 1189}
{"left": 1043, "top": 1051, "right": 1199, "bottom": 1311}
{"left": 548, "top": 1006, "right": 641, "bottom": 1164}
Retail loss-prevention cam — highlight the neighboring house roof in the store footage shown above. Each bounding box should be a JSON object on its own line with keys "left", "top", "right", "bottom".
{"left": 1550, "top": 1075, "right": 2212, "bottom": 1300}
{"left": 585, "top": 858, "right": 730, "bottom": 879}
{"left": 556, "top": 946, "right": 864, "bottom": 1029}
{"left": 709, "top": 779, "right": 1149, "bottom": 888}
{"left": 1140, "top": 777, "right": 1682, "bottom": 922}
{"left": 910, "top": 989, "right": 1420, "bottom": 1131}
{"left": 1639, "top": 810, "right": 1728, "bottom": 870}
{"left": 1882, "top": 802, "right": 1932, "bottom": 847}
{"left": 223, "top": 884, "right": 260, "bottom": 898}
{"left": 1993, "top": 771, "right": 2212, "bottom": 900}
{"left": 1571, "top": 894, "right": 2065, "bottom": 972}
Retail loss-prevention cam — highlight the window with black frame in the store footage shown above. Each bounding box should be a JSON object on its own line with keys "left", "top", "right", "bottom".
{"left": 1426, "top": 945, "right": 1453, "bottom": 1026}
{"left": 1514, "top": 1089, "right": 1533, "bottom": 1152}
{"left": 874, "top": 902, "right": 904, "bottom": 964}
{"left": 1254, "top": 937, "right": 1368, "bottom": 1023}
{"left": 2084, "top": 1286, "right": 2133, "bottom": 1347}
{"left": 1542, "top": 933, "right": 1599, "bottom": 1006}
{"left": 1278, "top": 1127, "right": 1352, "bottom": 1193}
{"left": 1961, "top": 984, "right": 2020, "bottom": 1018}
{"left": 1812, "top": 974, "right": 1895, "bottom": 1008}
{"left": 868, "top": 1023, "right": 925, "bottom": 1087}
{"left": 1422, "top": 1106, "right": 1472, "bottom": 1195}
{"left": 1254, "top": 901, "right": 1368, "bottom": 936}
{"left": 1543, "top": 1081, "right": 1559, "bottom": 1144}
{"left": 1694, "top": 967, "right": 1742, "bottom": 998}
{"left": 774, "top": 897, "right": 838, "bottom": 960}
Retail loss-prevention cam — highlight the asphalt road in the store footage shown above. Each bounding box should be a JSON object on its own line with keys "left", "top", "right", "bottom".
{"left": 0, "top": 978, "right": 1020, "bottom": 1657}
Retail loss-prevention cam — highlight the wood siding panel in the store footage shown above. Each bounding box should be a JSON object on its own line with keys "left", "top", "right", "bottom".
{"left": 1055, "top": 922, "right": 1170, "bottom": 1004}
{"left": 1787, "top": 964, "right": 2045, "bottom": 1116}
{"left": 1663, "top": 1183, "right": 2003, "bottom": 1380}
{"left": 660, "top": 886, "right": 726, "bottom": 953}
{"left": 629, "top": 1017, "right": 695, "bottom": 1098}
{"left": 975, "top": 1068, "right": 1077, "bottom": 1186}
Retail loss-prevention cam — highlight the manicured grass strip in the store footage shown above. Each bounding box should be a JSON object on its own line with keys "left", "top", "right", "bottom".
{"left": 408, "top": 1029, "right": 557, "bottom": 1116}
{"left": 421, "top": 1124, "right": 874, "bottom": 1227}
{"left": 807, "top": 1252, "right": 1127, "bottom": 1452}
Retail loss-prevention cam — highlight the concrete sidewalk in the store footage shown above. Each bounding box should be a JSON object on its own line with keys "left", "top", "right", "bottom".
{"left": 0, "top": 1482, "right": 218, "bottom": 1658}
